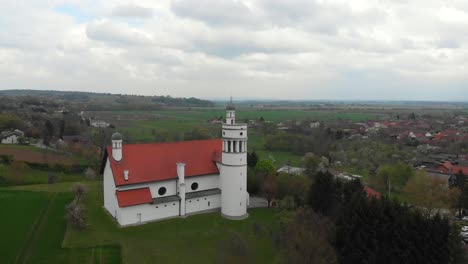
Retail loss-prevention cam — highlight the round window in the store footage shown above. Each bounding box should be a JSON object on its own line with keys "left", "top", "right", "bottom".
{"left": 240, "top": 132, "right": 243, "bottom": 136}
{"left": 158, "top": 187, "right": 167, "bottom": 195}
{"left": 191, "top": 182, "right": 199, "bottom": 191}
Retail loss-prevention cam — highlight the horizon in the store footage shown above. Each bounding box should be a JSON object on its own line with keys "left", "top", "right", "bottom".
{"left": 1, "top": 1, "right": 468, "bottom": 101}
{"left": 1, "top": 88, "right": 468, "bottom": 104}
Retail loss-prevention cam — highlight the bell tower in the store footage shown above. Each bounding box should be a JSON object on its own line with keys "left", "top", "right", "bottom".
{"left": 111, "top": 132, "right": 123, "bottom": 162}
{"left": 220, "top": 98, "right": 249, "bottom": 220}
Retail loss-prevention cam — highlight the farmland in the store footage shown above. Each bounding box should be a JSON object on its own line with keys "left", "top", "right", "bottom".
{"left": 0, "top": 144, "right": 76, "bottom": 165}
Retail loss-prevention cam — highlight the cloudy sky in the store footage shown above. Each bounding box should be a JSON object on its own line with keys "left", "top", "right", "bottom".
{"left": 1, "top": 0, "right": 468, "bottom": 101}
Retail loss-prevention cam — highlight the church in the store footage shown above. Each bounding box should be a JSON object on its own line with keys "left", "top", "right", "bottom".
{"left": 102, "top": 102, "right": 249, "bottom": 226}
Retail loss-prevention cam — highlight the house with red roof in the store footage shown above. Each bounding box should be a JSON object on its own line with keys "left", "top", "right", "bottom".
{"left": 102, "top": 102, "right": 249, "bottom": 226}
{"left": 364, "top": 185, "right": 381, "bottom": 199}
{"left": 438, "top": 161, "right": 468, "bottom": 176}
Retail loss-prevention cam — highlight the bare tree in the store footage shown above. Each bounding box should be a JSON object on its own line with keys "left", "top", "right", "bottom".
{"left": 65, "top": 200, "right": 87, "bottom": 230}
{"left": 72, "top": 183, "right": 88, "bottom": 202}
{"left": 262, "top": 174, "right": 278, "bottom": 208}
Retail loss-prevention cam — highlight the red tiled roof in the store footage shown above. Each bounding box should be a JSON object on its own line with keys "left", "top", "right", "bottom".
{"left": 438, "top": 161, "right": 468, "bottom": 175}
{"left": 364, "top": 185, "right": 381, "bottom": 199}
{"left": 116, "top": 188, "right": 153, "bottom": 207}
{"left": 107, "top": 139, "right": 222, "bottom": 186}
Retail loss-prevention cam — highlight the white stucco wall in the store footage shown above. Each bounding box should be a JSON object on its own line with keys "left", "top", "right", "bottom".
{"left": 1, "top": 135, "right": 18, "bottom": 144}
{"left": 186, "top": 194, "right": 221, "bottom": 215}
{"left": 220, "top": 164, "right": 248, "bottom": 218}
{"left": 120, "top": 201, "right": 180, "bottom": 226}
{"left": 103, "top": 158, "right": 121, "bottom": 222}
{"left": 104, "top": 161, "right": 225, "bottom": 226}
{"left": 118, "top": 179, "right": 178, "bottom": 198}
{"left": 185, "top": 174, "right": 219, "bottom": 193}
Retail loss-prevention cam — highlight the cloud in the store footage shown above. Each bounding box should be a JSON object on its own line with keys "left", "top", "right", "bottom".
{"left": 0, "top": 0, "right": 467, "bottom": 101}
{"left": 86, "top": 20, "right": 153, "bottom": 46}
{"left": 111, "top": 5, "right": 153, "bottom": 18}
{"left": 171, "top": 0, "right": 258, "bottom": 26}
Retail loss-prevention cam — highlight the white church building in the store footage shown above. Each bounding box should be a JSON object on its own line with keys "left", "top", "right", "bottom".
{"left": 102, "top": 103, "right": 249, "bottom": 226}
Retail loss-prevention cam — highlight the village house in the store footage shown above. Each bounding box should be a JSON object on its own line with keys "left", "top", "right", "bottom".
{"left": 101, "top": 102, "right": 249, "bottom": 226}
{"left": 0, "top": 129, "right": 24, "bottom": 144}
{"left": 91, "top": 120, "right": 110, "bottom": 128}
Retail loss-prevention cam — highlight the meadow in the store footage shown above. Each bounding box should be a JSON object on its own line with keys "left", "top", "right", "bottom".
{"left": 0, "top": 181, "right": 281, "bottom": 264}
{"left": 0, "top": 189, "right": 120, "bottom": 264}
{"left": 62, "top": 182, "right": 280, "bottom": 263}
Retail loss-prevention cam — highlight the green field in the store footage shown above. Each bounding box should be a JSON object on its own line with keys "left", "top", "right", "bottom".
{"left": 115, "top": 108, "right": 380, "bottom": 122}
{"left": 0, "top": 190, "right": 120, "bottom": 264}
{"left": 1, "top": 181, "right": 280, "bottom": 264}
{"left": 62, "top": 182, "right": 280, "bottom": 263}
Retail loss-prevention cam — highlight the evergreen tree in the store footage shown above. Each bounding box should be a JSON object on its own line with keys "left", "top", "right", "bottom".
{"left": 308, "top": 171, "right": 339, "bottom": 216}
{"left": 247, "top": 150, "right": 258, "bottom": 167}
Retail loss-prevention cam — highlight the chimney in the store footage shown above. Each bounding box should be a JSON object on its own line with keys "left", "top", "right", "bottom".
{"left": 124, "top": 170, "right": 129, "bottom": 181}
{"left": 177, "top": 163, "right": 185, "bottom": 183}
{"left": 177, "top": 163, "right": 186, "bottom": 217}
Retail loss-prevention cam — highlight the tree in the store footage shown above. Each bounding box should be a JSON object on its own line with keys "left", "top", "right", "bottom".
{"left": 66, "top": 200, "right": 87, "bottom": 230}
{"left": 451, "top": 171, "right": 468, "bottom": 217}
{"left": 336, "top": 197, "right": 460, "bottom": 264}
{"left": 277, "top": 173, "right": 310, "bottom": 207}
{"left": 403, "top": 171, "right": 451, "bottom": 213}
{"left": 72, "top": 183, "right": 88, "bottom": 203}
{"left": 84, "top": 167, "right": 96, "bottom": 180}
{"left": 283, "top": 208, "right": 338, "bottom": 264}
{"left": 43, "top": 119, "right": 55, "bottom": 145}
{"left": 374, "top": 162, "right": 414, "bottom": 195}
{"left": 48, "top": 172, "right": 57, "bottom": 184}
{"left": 308, "top": 171, "right": 339, "bottom": 216}
{"left": 262, "top": 174, "right": 278, "bottom": 208}
{"left": 247, "top": 167, "right": 260, "bottom": 194}
{"left": 255, "top": 159, "right": 275, "bottom": 177}
{"left": 259, "top": 116, "right": 265, "bottom": 122}
{"left": 303, "top": 153, "right": 320, "bottom": 178}
{"left": 247, "top": 150, "right": 258, "bottom": 167}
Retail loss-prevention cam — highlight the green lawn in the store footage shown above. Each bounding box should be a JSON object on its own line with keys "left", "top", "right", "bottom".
{"left": 62, "top": 182, "right": 280, "bottom": 264}
{"left": 1, "top": 181, "right": 280, "bottom": 264}
{"left": 0, "top": 190, "right": 120, "bottom": 264}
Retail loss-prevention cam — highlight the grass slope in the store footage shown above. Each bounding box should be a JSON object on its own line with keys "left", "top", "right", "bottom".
{"left": 63, "top": 182, "right": 280, "bottom": 263}
{"left": 0, "top": 189, "right": 121, "bottom": 264}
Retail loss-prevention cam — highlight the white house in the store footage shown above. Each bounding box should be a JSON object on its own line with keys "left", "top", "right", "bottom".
{"left": 102, "top": 102, "right": 249, "bottom": 226}
{"left": 0, "top": 129, "right": 24, "bottom": 144}
{"left": 91, "top": 120, "right": 110, "bottom": 128}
